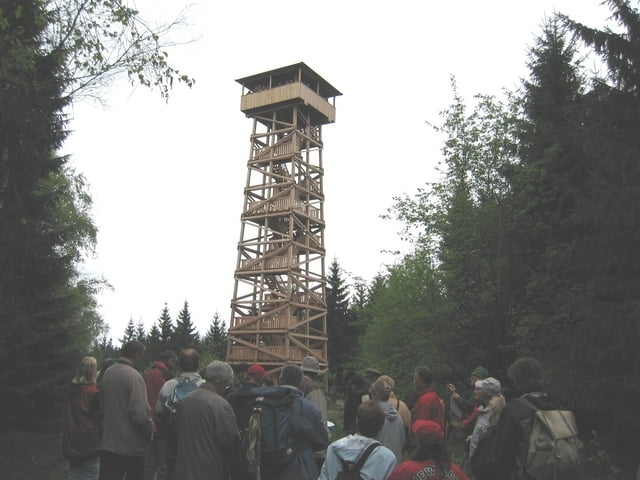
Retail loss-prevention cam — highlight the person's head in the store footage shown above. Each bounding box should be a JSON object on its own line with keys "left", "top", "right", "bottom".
{"left": 178, "top": 348, "right": 200, "bottom": 373}
{"left": 203, "top": 361, "right": 234, "bottom": 395}
{"left": 508, "top": 357, "right": 544, "bottom": 394}
{"left": 469, "top": 366, "right": 489, "bottom": 386}
{"left": 378, "top": 375, "right": 396, "bottom": 391}
{"left": 301, "top": 356, "right": 320, "bottom": 378}
{"left": 246, "top": 364, "right": 266, "bottom": 385}
{"left": 411, "top": 419, "right": 450, "bottom": 467}
{"left": 371, "top": 377, "right": 392, "bottom": 402}
{"left": 473, "top": 377, "right": 502, "bottom": 405}
{"left": 280, "top": 364, "right": 303, "bottom": 388}
{"left": 159, "top": 350, "right": 177, "bottom": 369}
{"left": 348, "top": 374, "right": 366, "bottom": 394}
{"left": 363, "top": 368, "right": 382, "bottom": 386}
{"left": 121, "top": 341, "right": 145, "bottom": 365}
{"left": 413, "top": 366, "right": 433, "bottom": 391}
{"left": 356, "top": 400, "right": 385, "bottom": 438}
{"left": 74, "top": 356, "right": 98, "bottom": 385}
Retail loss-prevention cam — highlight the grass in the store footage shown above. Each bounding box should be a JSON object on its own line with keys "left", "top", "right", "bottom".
{"left": 0, "top": 430, "right": 68, "bottom": 479}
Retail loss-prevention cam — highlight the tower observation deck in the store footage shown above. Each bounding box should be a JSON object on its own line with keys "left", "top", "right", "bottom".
{"left": 226, "top": 63, "right": 341, "bottom": 375}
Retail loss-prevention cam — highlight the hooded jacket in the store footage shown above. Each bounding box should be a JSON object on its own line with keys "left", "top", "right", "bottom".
{"left": 318, "top": 434, "right": 397, "bottom": 480}
{"left": 376, "top": 401, "right": 406, "bottom": 462}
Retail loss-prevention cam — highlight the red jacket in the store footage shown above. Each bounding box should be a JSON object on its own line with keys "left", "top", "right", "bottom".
{"left": 62, "top": 383, "right": 102, "bottom": 460}
{"left": 145, "top": 361, "right": 173, "bottom": 423}
{"left": 389, "top": 459, "right": 469, "bottom": 480}
{"left": 411, "top": 387, "right": 445, "bottom": 428}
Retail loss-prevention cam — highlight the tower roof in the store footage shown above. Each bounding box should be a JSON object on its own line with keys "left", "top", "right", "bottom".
{"left": 236, "top": 62, "right": 342, "bottom": 99}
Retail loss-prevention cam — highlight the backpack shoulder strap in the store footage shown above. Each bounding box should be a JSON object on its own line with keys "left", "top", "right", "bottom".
{"left": 355, "top": 441, "right": 380, "bottom": 470}
{"left": 515, "top": 396, "right": 539, "bottom": 412}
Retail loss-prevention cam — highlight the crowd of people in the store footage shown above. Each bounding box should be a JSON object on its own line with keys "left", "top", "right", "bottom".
{"left": 62, "top": 341, "right": 574, "bottom": 480}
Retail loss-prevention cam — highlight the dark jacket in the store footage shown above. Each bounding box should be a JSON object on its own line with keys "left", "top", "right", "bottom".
{"left": 263, "top": 387, "right": 329, "bottom": 480}
{"left": 62, "top": 383, "right": 102, "bottom": 460}
{"left": 494, "top": 392, "right": 557, "bottom": 480}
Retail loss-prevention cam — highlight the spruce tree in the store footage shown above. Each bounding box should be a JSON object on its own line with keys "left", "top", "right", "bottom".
{"left": 120, "top": 318, "right": 137, "bottom": 344}
{"left": 173, "top": 300, "right": 200, "bottom": 350}
{"left": 326, "top": 259, "right": 358, "bottom": 389}
{"left": 557, "top": 1, "right": 640, "bottom": 450}
{"left": 0, "top": 0, "right": 101, "bottom": 429}
{"left": 202, "top": 312, "right": 228, "bottom": 360}
{"left": 157, "top": 303, "right": 174, "bottom": 344}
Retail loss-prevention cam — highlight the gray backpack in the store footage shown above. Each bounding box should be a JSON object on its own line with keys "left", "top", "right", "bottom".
{"left": 517, "top": 397, "right": 583, "bottom": 480}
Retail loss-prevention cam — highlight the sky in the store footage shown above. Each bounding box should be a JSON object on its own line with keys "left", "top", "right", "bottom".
{"left": 62, "top": 0, "right": 611, "bottom": 342}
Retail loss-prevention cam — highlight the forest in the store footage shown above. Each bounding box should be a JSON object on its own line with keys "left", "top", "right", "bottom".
{"left": 1, "top": 0, "right": 639, "bottom": 475}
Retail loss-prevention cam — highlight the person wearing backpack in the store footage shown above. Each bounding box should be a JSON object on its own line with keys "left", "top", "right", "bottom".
{"left": 257, "top": 364, "right": 328, "bottom": 480}
{"left": 388, "top": 420, "right": 468, "bottom": 480}
{"left": 319, "top": 400, "right": 397, "bottom": 480}
{"left": 494, "top": 357, "right": 582, "bottom": 480}
{"left": 155, "top": 348, "right": 205, "bottom": 480}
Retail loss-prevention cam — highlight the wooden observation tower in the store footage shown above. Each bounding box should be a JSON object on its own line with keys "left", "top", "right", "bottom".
{"left": 226, "top": 63, "right": 341, "bottom": 375}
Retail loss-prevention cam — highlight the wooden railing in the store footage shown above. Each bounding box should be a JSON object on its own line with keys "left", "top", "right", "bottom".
{"left": 228, "top": 345, "right": 324, "bottom": 362}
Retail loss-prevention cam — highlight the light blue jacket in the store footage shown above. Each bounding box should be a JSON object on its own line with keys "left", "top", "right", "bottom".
{"left": 376, "top": 400, "right": 406, "bottom": 462}
{"left": 318, "top": 434, "right": 397, "bottom": 480}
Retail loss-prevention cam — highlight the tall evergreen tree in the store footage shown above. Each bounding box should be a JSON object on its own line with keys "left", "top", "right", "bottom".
{"left": 173, "top": 300, "right": 199, "bottom": 349}
{"left": 555, "top": 1, "right": 640, "bottom": 453}
{"left": 157, "top": 303, "right": 174, "bottom": 344}
{"left": 508, "top": 17, "right": 587, "bottom": 375}
{"left": 0, "top": 0, "right": 102, "bottom": 429}
{"left": 202, "top": 312, "right": 227, "bottom": 361}
{"left": 135, "top": 319, "right": 146, "bottom": 343}
{"left": 326, "top": 259, "right": 364, "bottom": 391}
{"left": 120, "top": 318, "right": 136, "bottom": 344}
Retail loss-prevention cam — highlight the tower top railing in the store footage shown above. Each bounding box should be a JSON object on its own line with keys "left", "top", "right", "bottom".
{"left": 236, "top": 62, "right": 341, "bottom": 102}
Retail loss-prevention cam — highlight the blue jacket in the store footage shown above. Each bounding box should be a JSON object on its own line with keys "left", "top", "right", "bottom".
{"left": 263, "top": 386, "right": 328, "bottom": 480}
{"left": 319, "top": 434, "right": 397, "bottom": 480}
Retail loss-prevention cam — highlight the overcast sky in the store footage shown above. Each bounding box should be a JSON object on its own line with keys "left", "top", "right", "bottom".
{"left": 62, "top": 0, "right": 610, "bottom": 342}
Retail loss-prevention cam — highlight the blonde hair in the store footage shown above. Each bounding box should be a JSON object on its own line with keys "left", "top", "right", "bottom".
{"left": 488, "top": 394, "right": 506, "bottom": 426}
{"left": 73, "top": 356, "right": 98, "bottom": 385}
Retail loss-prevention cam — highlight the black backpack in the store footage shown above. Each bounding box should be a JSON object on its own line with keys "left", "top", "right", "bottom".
{"left": 336, "top": 441, "right": 379, "bottom": 480}
{"left": 470, "top": 425, "right": 497, "bottom": 480}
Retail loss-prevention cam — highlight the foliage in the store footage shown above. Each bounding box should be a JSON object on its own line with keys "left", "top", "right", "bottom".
{"left": 356, "top": 5, "right": 640, "bottom": 472}
{"left": 359, "top": 249, "right": 446, "bottom": 400}
{"left": 380, "top": 80, "right": 520, "bottom": 385}
{"left": 119, "top": 317, "right": 137, "bottom": 344}
{"left": 45, "top": 0, "right": 195, "bottom": 101}
{"left": 0, "top": 0, "right": 103, "bottom": 429}
{"left": 202, "top": 312, "right": 228, "bottom": 362}
{"left": 325, "top": 259, "right": 355, "bottom": 389}
{"left": 173, "top": 300, "right": 199, "bottom": 350}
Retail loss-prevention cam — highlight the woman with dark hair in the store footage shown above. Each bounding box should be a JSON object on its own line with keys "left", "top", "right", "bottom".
{"left": 389, "top": 420, "right": 468, "bottom": 480}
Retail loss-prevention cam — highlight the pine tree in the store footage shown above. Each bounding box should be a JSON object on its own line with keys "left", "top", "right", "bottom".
{"left": 0, "top": 0, "right": 101, "bottom": 429}
{"left": 143, "top": 321, "right": 163, "bottom": 363}
{"left": 157, "top": 303, "right": 174, "bottom": 344}
{"left": 135, "top": 319, "right": 146, "bottom": 343}
{"left": 326, "top": 259, "right": 359, "bottom": 390}
{"left": 202, "top": 312, "right": 228, "bottom": 360}
{"left": 555, "top": 2, "right": 640, "bottom": 450}
{"left": 173, "top": 300, "right": 200, "bottom": 349}
{"left": 120, "top": 318, "right": 137, "bottom": 344}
